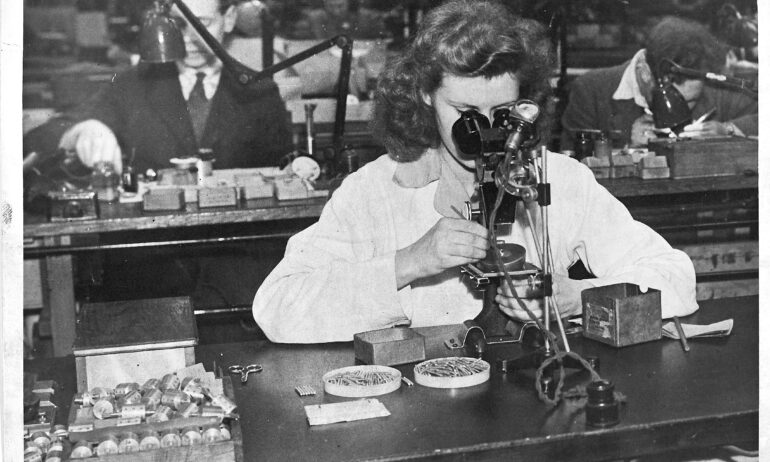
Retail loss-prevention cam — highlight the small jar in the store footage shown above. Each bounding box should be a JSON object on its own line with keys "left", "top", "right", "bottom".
{"left": 594, "top": 132, "right": 611, "bottom": 159}
{"left": 91, "top": 161, "right": 121, "bottom": 202}
{"left": 573, "top": 131, "right": 594, "bottom": 161}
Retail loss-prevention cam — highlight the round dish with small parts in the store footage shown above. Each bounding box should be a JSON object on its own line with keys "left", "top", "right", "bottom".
{"left": 323, "top": 365, "right": 402, "bottom": 398}
{"left": 414, "top": 357, "right": 491, "bottom": 388}
{"left": 169, "top": 157, "right": 198, "bottom": 169}
{"left": 290, "top": 155, "right": 321, "bottom": 181}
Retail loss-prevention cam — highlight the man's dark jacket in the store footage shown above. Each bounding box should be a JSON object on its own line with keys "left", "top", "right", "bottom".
{"left": 560, "top": 62, "right": 758, "bottom": 150}
{"left": 25, "top": 63, "right": 293, "bottom": 173}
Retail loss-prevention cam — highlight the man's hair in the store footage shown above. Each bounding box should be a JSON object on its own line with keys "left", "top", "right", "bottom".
{"left": 645, "top": 16, "right": 728, "bottom": 83}
{"left": 370, "top": 0, "right": 553, "bottom": 161}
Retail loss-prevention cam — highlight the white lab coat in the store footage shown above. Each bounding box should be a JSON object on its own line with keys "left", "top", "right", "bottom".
{"left": 253, "top": 150, "right": 697, "bottom": 343}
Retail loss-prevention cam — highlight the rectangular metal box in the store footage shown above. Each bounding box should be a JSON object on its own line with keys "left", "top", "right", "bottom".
{"left": 648, "top": 137, "right": 757, "bottom": 178}
{"left": 581, "top": 283, "right": 661, "bottom": 347}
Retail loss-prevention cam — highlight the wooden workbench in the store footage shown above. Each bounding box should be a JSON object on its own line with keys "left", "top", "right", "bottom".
{"left": 25, "top": 296, "right": 759, "bottom": 461}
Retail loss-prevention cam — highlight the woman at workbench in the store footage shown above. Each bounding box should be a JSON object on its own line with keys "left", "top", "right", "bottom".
{"left": 252, "top": 0, "right": 698, "bottom": 343}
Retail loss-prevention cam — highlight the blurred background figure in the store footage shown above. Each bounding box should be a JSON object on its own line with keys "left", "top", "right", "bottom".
{"left": 560, "top": 15, "right": 757, "bottom": 150}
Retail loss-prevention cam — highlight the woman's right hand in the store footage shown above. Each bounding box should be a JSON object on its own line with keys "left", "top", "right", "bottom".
{"left": 395, "top": 217, "right": 489, "bottom": 288}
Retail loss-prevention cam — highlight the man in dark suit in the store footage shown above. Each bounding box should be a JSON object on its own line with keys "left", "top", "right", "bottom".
{"left": 25, "top": 0, "right": 292, "bottom": 174}
{"left": 560, "top": 16, "right": 757, "bottom": 151}
{"left": 23, "top": 0, "right": 293, "bottom": 325}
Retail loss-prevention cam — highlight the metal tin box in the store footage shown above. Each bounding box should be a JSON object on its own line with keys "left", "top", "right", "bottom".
{"left": 581, "top": 283, "right": 661, "bottom": 347}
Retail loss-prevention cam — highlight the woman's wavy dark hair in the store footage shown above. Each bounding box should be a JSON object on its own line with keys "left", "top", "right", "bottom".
{"left": 371, "top": 0, "right": 554, "bottom": 161}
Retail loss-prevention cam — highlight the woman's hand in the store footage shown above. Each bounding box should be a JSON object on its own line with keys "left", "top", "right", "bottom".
{"left": 495, "top": 274, "right": 593, "bottom": 321}
{"left": 395, "top": 217, "right": 489, "bottom": 288}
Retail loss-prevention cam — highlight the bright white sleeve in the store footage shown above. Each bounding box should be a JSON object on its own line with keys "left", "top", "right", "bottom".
{"left": 558, "top": 160, "right": 698, "bottom": 319}
{"left": 252, "top": 169, "right": 410, "bottom": 343}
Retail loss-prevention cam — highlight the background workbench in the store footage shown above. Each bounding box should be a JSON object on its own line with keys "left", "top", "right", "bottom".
{"left": 23, "top": 171, "right": 758, "bottom": 357}
{"left": 24, "top": 296, "right": 759, "bottom": 461}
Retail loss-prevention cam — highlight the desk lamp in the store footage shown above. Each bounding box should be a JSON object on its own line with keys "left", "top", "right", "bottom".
{"left": 139, "top": 0, "right": 354, "bottom": 162}
{"left": 649, "top": 74, "right": 692, "bottom": 134}
{"left": 649, "top": 57, "right": 758, "bottom": 134}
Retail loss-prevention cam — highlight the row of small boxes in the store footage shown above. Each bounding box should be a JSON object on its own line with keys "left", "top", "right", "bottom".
{"left": 142, "top": 172, "right": 329, "bottom": 211}
{"left": 580, "top": 150, "right": 670, "bottom": 180}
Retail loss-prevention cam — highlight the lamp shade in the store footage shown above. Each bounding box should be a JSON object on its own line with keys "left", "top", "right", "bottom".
{"left": 139, "top": 1, "right": 186, "bottom": 63}
{"left": 650, "top": 82, "right": 691, "bottom": 134}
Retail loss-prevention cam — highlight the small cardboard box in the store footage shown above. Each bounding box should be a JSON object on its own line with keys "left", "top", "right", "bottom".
{"left": 354, "top": 328, "right": 426, "bottom": 366}
{"left": 581, "top": 283, "right": 661, "bottom": 347}
{"left": 73, "top": 297, "right": 197, "bottom": 392}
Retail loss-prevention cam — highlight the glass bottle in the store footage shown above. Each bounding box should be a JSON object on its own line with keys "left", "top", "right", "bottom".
{"left": 574, "top": 131, "right": 594, "bottom": 161}
{"left": 594, "top": 131, "right": 611, "bottom": 159}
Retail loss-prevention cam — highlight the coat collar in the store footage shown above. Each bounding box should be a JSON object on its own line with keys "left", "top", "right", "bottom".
{"left": 393, "top": 148, "right": 473, "bottom": 218}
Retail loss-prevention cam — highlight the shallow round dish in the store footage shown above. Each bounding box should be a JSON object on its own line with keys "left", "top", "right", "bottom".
{"left": 414, "top": 357, "right": 490, "bottom": 389}
{"left": 323, "top": 365, "right": 401, "bottom": 398}
{"left": 169, "top": 157, "right": 198, "bottom": 169}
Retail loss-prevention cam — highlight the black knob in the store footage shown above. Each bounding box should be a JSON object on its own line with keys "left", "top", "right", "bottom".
{"left": 585, "top": 380, "right": 620, "bottom": 427}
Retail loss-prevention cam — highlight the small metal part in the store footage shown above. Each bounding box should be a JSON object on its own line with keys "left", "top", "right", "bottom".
{"left": 201, "top": 425, "right": 222, "bottom": 444}
{"left": 52, "top": 424, "right": 68, "bottom": 439}
{"left": 210, "top": 394, "right": 238, "bottom": 415}
{"left": 159, "top": 373, "right": 181, "bottom": 391}
{"left": 114, "top": 382, "right": 140, "bottom": 397}
{"left": 147, "top": 405, "right": 173, "bottom": 423}
{"left": 401, "top": 377, "right": 414, "bottom": 387}
{"left": 69, "top": 440, "right": 93, "bottom": 459}
{"left": 199, "top": 404, "right": 226, "bottom": 418}
{"left": 160, "top": 430, "right": 182, "bottom": 448}
{"left": 119, "top": 403, "right": 147, "bottom": 419}
{"left": 295, "top": 385, "right": 317, "bottom": 396}
{"left": 142, "top": 388, "right": 163, "bottom": 411}
{"left": 92, "top": 398, "right": 115, "bottom": 420}
{"left": 117, "top": 432, "right": 140, "bottom": 454}
{"left": 177, "top": 402, "right": 199, "bottom": 418}
{"left": 181, "top": 377, "right": 209, "bottom": 401}
{"left": 139, "top": 431, "right": 161, "bottom": 451}
{"left": 140, "top": 378, "right": 160, "bottom": 394}
{"left": 181, "top": 426, "right": 202, "bottom": 446}
{"left": 160, "top": 390, "right": 191, "bottom": 411}
{"left": 23, "top": 446, "right": 43, "bottom": 462}
{"left": 95, "top": 434, "right": 119, "bottom": 456}
{"left": 219, "top": 423, "right": 232, "bottom": 441}
{"left": 119, "top": 390, "right": 143, "bottom": 407}
{"left": 24, "top": 442, "right": 43, "bottom": 460}
{"left": 228, "top": 364, "right": 263, "bottom": 383}
{"left": 30, "top": 431, "right": 50, "bottom": 453}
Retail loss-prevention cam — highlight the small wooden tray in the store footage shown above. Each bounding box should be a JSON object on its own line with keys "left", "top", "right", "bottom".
{"left": 323, "top": 366, "right": 401, "bottom": 398}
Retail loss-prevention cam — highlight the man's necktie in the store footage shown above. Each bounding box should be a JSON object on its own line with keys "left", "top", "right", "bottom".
{"left": 187, "top": 72, "right": 211, "bottom": 144}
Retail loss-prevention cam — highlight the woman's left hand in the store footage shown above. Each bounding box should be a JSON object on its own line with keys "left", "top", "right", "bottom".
{"left": 495, "top": 274, "right": 593, "bottom": 322}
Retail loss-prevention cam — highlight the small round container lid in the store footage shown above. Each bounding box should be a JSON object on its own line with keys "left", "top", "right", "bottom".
{"left": 170, "top": 157, "right": 198, "bottom": 169}
{"left": 323, "top": 365, "right": 401, "bottom": 398}
{"left": 413, "top": 357, "right": 490, "bottom": 389}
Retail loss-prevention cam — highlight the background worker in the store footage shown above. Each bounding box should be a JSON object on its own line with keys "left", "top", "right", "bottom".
{"left": 560, "top": 16, "right": 757, "bottom": 150}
